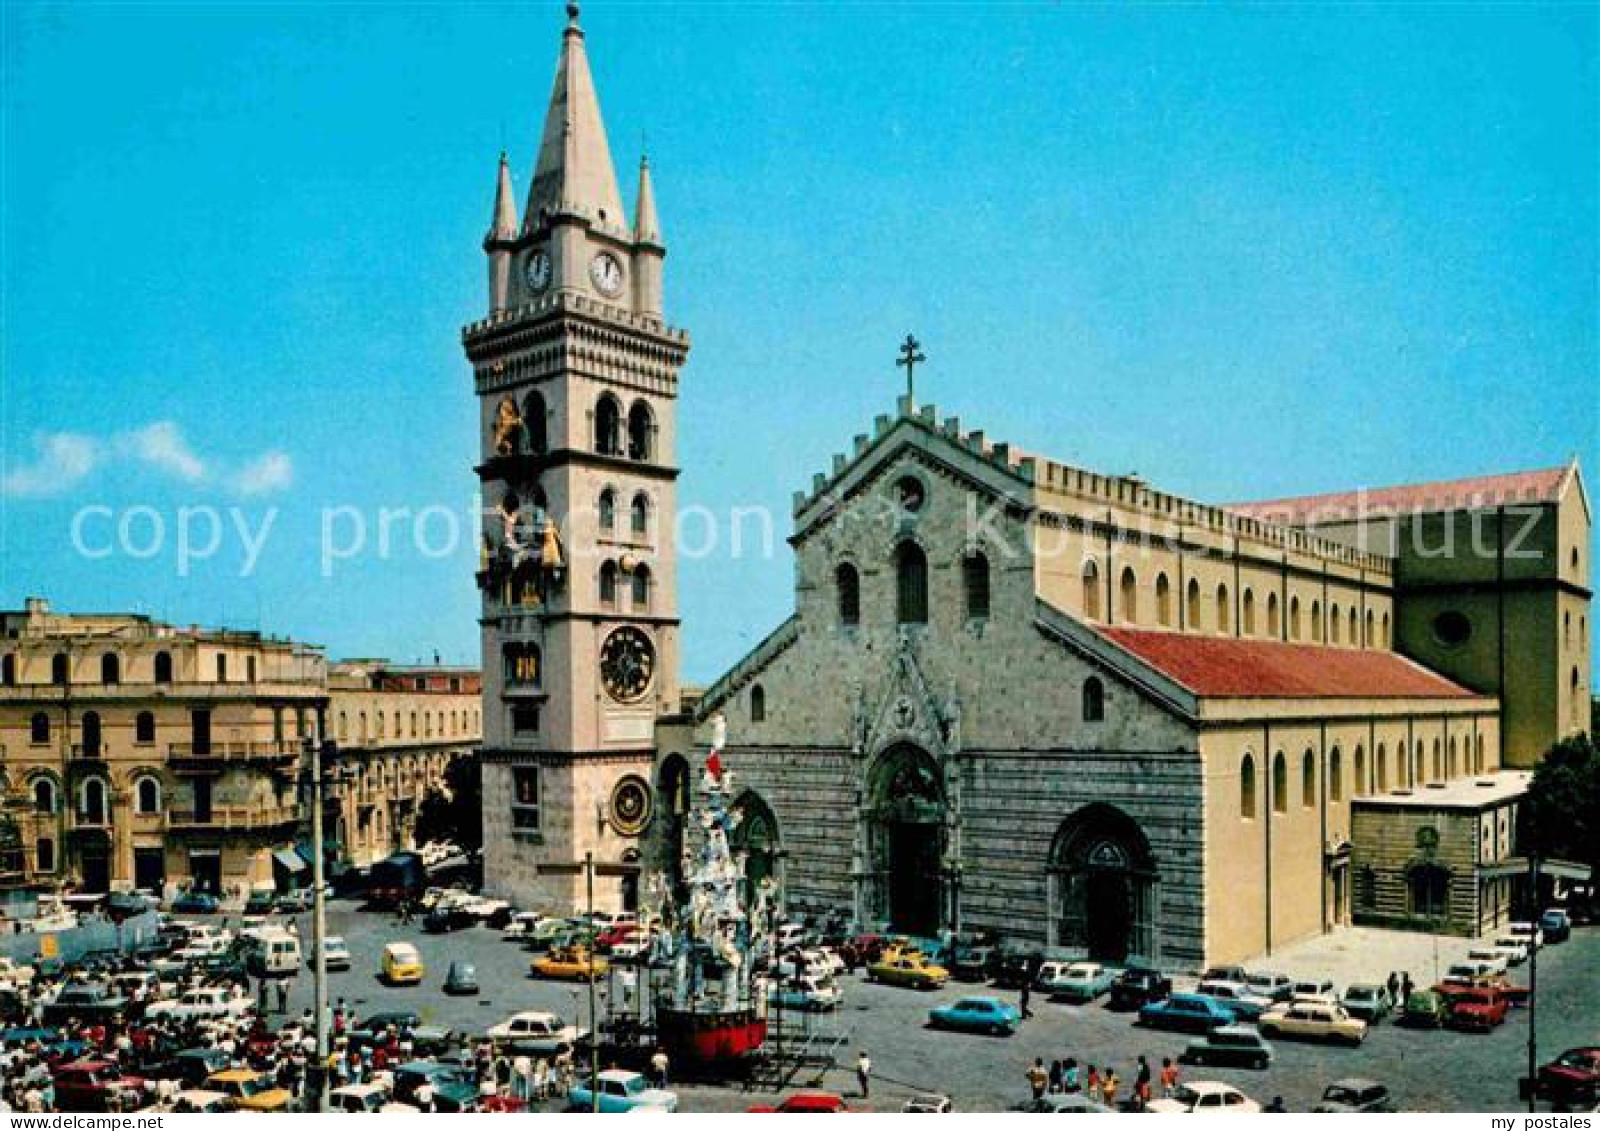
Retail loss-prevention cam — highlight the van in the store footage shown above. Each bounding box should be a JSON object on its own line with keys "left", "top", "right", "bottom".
{"left": 245, "top": 929, "right": 302, "bottom": 978}
{"left": 381, "top": 942, "right": 425, "bottom": 985}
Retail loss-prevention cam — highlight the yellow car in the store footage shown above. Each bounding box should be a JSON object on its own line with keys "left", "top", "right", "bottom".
{"left": 866, "top": 952, "right": 949, "bottom": 990}
{"left": 532, "top": 945, "right": 609, "bottom": 982}
{"left": 1258, "top": 1000, "right": 1368, "bottom": 1046}
{"left": 205, "top": 1069, "right": 293, "bottom": 1113}
{"left": 381, "top": 941, "right": 426, "bottom": 986}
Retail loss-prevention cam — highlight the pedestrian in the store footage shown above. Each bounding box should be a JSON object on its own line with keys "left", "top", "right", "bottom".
{"left": 1135, "top": 1055, "right": 1152, "bottom": 1111}
{"left": 275, "top": 980, "right": 288, "bottom": 1015}
{"left": 855, "top": 1050, "right": 872, "bottom": 1099}
{"left": 1400, "top": 971, "right": 1413, "bottom": 1002}
{"left": 1048, "top": 1059, "right": 1063, "bottom": 1094}
{"left": 1386, "top": 971, "right": 1400, "bottom": 1005}
{"left": 1102, "top": 1067, "right": 1120, "bottom": 1110}
{"left": 1086, "top": 1064, "right": 1100, "bottom": 1101}
{"left": 650, "top": 1047, "right": 669, "bottom": 1090}
{"left": 512, "top": 1055, "right": 532, "bottom": 1101}
{"left": 1159, "top": 1057, "right": 1178, "bottom": 1099}
{"left": 1026, "top": 1058, "right": 1049, "bottom": 1101}
{"left": 1063, "top": 1058, "right": 1080, "bottom": 1093}
{"left": 1019, "top": 980, "right": 1033, "bottom": 1020}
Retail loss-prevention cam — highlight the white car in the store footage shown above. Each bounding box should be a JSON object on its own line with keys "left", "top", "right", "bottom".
{"left": 1148, "top": 1081, "right": 1261, "bottom": 1113}
{"left": 768, "top": 973, "right": 843, "bottom": 1011}
{"left": 503, "top": 911, "right": 550, "bottom": 940}
{"left": 1491, "top": 936, "right": 1529, "bottom": 966}
{"left": 174, "top": 935, "right": 233, "bottom": 962}
{"left": 1508, "top": 921, "right": 1544, "bottom": 950}
{"left": 1465, "top": 948, "right": 1509, "bottom": 977}
{"left": 486, "top": 1010, "right": 587, "bottom": 1055}
{"left": 314, "top": 936, "right": 352, "bottom": 971}
{"left": 146, "top": 986, "right": 254, "bottom": 1022}
{"left": 775, "top": 950, "right": 835, "bottom": 982}
{"left": 464, "top": 896, "right": 513, "bottom": 922}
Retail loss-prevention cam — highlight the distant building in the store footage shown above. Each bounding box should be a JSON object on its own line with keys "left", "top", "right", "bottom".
{"left": 326, "top": 661, "right": 481, "bottom": 868}
{"left": 0, "top": 598, "right": 482, "bottom": 899}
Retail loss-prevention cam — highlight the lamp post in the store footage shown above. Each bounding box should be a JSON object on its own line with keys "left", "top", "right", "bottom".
{"left": 303, "top": 731, "right": 336, "bottom": 1113}
{"left": 586, "top": 851, "right": 599, "bottom": 1113}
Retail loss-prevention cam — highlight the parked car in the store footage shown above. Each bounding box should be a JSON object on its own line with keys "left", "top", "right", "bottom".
{"left": 1194, "top": 979, "right": 1274, "bottom": 1021}
{"left": 1138, "top": 994, "right": 1235, "bottom": 1034}
{"left": 1539, "top": 909, "right": 1572, "bottom": 944}
{"left": 1401, "top": 989, "right": 1447, "bottom": 1027}
{"left": 1147, "top": 1081, "right": 1261, "bottom": 1113}
{"left": 53, "top": 1060, "right": 149, "bottom": 1112}
{"left": 927, "top": 996, "right": 1021, "bottom": 1036}
{"left": 989, "top": 944, "right": 1040, "bottom": 990}
{"left": 42, "top": 984, "right": 128, "bottom": 1024}
{"left": 1465, "top": 947, "right": 1510, "bottom": 977}
{"left": 170, "top": 891, "right": 220, "bottom": 915}
{"left": 486, "top": 1010, "right": 586, "bottom": 1056}
{"left": 947, "top": 940, "right": 994, "bottom": 982}
{"left": 330, "top": 1083, "right": 397, "bottom": 1113}
{"left": 1042, "top": 961, "right": 1117, "bottom": 1003}
{"left": 531, "top": 945, "right": 607, "bottom": 982}
{"left": 1507, "top": 921, "right": 1544, "bottom": 950}
{"left": 381, "top": 942, "right": 426, "bottom": 985}
{"left": 1340, "top": 983, "right": 1392, "bottom": 1022}
{"left": 867, "top": 951, "right": 949, "bottom": 990}
{"left": 1290, "top": 978, "right": 1338, "bottom": 1003}
{"left": 275, "top": 889, "right": 313, "bottom": 914}
{"left": 1492, "top": 936, "right": 1530, "bottom": 966}
{"left": 1109, "top": 966, "right": 1172, "bottom": 1011}
{"left": 1258, "top": 1001, "right": 1367, "bottom": 1045}
{"left": 313, "top": 936, "right": 352, "bottom": 972}
{"left": 1314, "top": 1078, "right": 1395, "bottom": 1113}
{"left": 393, "top": 1061, "right": 479, "bottom": 1112}
{"left": 205, "top": 1068, "right": 292, "bottom": 1112}
{"left": 769, "top": 974, "right": 842, "bottom": 1012}
{"left": 443, "top": 961, "right": 479, "bottom": 995}
{"left": 568, "top": 1068, "right": 677, "bottom": 1113}
{"left": 902, "top": 1093, "right": 953, "bottom": 1113}
{"left": 145, "top": 987, "right": 253, "bottom": 1024}
{"left": 153, "top": 1047, "right": 231, "bottom": 1088}
{"left": 1531, "top": 1047, "right": 1600, "bottom": 1108}
{"left": 1201, "top": 965, "right": 1249, "bottom": 985}
{"left": 1011, "top": 1093, "right": 1115, "bottom": 1113}
{"left": 170, "top": 1089, "right": 236, "bottom": 1114}
{"left": 502, "top": 911, "right": 549, "bottom": 941}
{"left": 1245, "top": 971, "right": 1295, "bottom": 1003}
{"left": 424, "top": 904, "right": 475, "bottom": 933}
{"left": 1446, "top": 986, "right": 1510, "bottom": 1032}
{"left": 749, "top": 1092, "right": 851, "bottom": 1113}
{"left": 1182, "top": 1025, "right": 1274, "bottom": 1069}
{"left": 243, "top": 889, "right": 278, "bottom": 916}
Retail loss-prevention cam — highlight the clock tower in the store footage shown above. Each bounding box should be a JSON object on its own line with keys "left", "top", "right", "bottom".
{"left": 465, "top": 3, "right": 688, "bottom": 911}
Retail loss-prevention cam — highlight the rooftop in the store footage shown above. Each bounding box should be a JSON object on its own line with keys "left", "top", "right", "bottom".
{"left": 1227, "top": 464, "right": 1573, "bottom": 526}
{"left": 1352, "top": 770, "right": 1531, "bottom": 809}
{"left": 1097, "top": 627, "right": 1481, "bottom": 700}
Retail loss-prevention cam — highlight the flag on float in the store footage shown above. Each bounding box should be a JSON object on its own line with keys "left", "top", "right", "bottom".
{"left": 706, "top": 712, "right": 728, "bottom": 781}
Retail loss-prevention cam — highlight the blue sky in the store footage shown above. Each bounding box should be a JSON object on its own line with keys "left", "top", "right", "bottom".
{"left": 2, "top": 2, "right": 1595, "bottom": 681}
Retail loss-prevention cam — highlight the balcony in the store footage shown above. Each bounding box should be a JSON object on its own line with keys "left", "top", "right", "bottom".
{"left": 167, "top": 740, "right": 303, "bottom": 772}
{"left": 165, "top": 804, "right": 301, "bottom": 832}
{"left": 69, "top": 744, "right": 105, "bottom": 760}
{"left": 65, "top": 810, "right": 112, "bottom": 833}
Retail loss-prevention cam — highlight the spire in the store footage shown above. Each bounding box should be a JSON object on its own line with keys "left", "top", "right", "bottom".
{"left": 525, "top": 2, "right": 626, "bottom": 232}
{"left": 633, "top": 154, "right": 660, "bottom": 245}
{"left": 486, "top": 151, "right": 519, "bottom": 245}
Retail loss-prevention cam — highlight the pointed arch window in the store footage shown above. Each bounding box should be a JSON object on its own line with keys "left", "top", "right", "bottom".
{"left": 632, "top": 563, "right": 653, "bottom": 610}
{"left": 1381, "top": 611, "right": 1391, "bottom": 647}
{"left": 1156, "top": 573, "right": 1172, "bottom": 627}
{"left": 1119, "top": 567, "right": 1138, "bottom": 624}
{"left": 1267, "top": 592, "right": 1281, "bottom": 637}
{"left": 522, "top": 390, "right": 547, "bottom": 455}
{"left": 631, "top": 492, "right": 651, "bottom": 535}
{"left": 595, "top": 394, "right": 623, "bottom": 455}
{"left": 1082, "top": 677, "right": 1105, "bottom": 722}
{"left": 1311, "top": 600, "right": 1323, "bottom": 643}
{"left": 963, "top": 552, "right": 990, "bottom": 621}
{"left": 750, "top": 684, "right": 766, "bottom": 723}
{"left": 1330, "top": 603, "right": 1342, "bottom": 644}
{"left": 1330, "top": 747, "right": 1343, "bottom": 802}
{"left": 1302, "top": 749, "right": 1316, "bottom": 808}
{"left": 1216, "top": 583, "right": 1231, "bottom": 634}
{"left": 1272, "top": 751, "right": 1288, "bottom": 813}
{"left": 1365, "top": 609, "right": 1375, "bottom": 647}
{"left": 1186, "top": 578, "right": 1202, "bottom": 630}
{"left": 1242, "top": 589, "right": 1256, "bottom": 636}
{"left": 1353, "top": 745, "right": 1367, "bottom": 796}
{"left": 836, "top": 563, "right": 861, "bottom": 627}
{"left": 627, "top": 400, "right": 655, "bottom": 461}
{"left": 895, "top": 542, "right": 928, "bottom": 625}
{"left": 1240, "top": 754, "right": 1257, "bottom": 819}
{"left": 1289, "top": 596, "right": 1301, "bottom": 640}
{"left": 1349, "top": 607, "right": 1359, "bottom": 647}
{"left": 599, "top": 560, "right": 619, "bottom": 607}
{"left": 598, "top": 488, "right": 616, "bottom": 530}
{"left": 1376, "top": 742, "right": 1389, "bottom": 791}
{"left": 1081, "top": 561, "right": 1102, "bottom": 620}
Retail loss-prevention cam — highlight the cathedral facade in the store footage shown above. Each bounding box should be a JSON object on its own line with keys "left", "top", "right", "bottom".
{"left": 469, "top": 10, "right": 1592, "bottom": 966}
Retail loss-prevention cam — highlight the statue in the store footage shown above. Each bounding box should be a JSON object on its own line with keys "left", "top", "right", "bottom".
{"left": 492, "top": 396, "right": 525, "bottom": 456}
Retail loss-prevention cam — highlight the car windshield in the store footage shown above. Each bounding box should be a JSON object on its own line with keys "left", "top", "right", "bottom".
{"left": 238, "top": 1076, "right": 268, "bottom": 1097}
{"left": 1347, "top": 987, "right": 1375, "bottom": 1000}
{"left": 623, "top": 1076, "right": 646, "bottom": 1095}
{"left": 1555, "top": 1051, "right": 1596, "bottom": 1068}
{"left": 1171, "top": 1086, "right": 1200, "bottom": 1106}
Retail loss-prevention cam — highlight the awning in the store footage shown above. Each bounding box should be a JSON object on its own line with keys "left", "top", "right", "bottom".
{"left": 273, "top": 848, "right": 308, "bottom": 874}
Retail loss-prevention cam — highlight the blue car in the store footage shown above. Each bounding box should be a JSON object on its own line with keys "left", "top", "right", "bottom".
{"left": 170, "top": 891, "right": 220, "bottom": 915}
{"left": 1138, "top": 993, "right": 1236, "bottom": 1034}
{"left": 568, "top": 1069, "right": 678, "bottom": 1113}
{"left": 929, "top": 996, "right": 1022, "bottom": 1036}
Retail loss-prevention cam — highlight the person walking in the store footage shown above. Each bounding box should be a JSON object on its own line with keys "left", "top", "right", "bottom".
{"left": 1063, "top": 1058, "right": 1080, "bottom": 1094}
{"left": 1101, "top": 1067, "right": 1120, "bottom": 1110}
{"left": 1386, "top": 971, "right": 1400, "bottom": 1005}
{"left": 1019, "top": 980, "right": 1033, "bottom": 1020}
{"left": 855, "top": 1050, "right": 872, "bottom": 1100}
{"left": 1026, "top": 1058, "right": 1049, "bottom": 1101}
{"left": 1400, "top": 971, "right": 1413, "bottom": 1003}
{"left": 650, "top": 1047, "right": 669, "bottom": 1090}
{"left": 1135, "top": 1055, "right": 1152, "bottom": 1111}
{"left": 1086, "top": 1064, "right": 1101, "bottom": 1102}
{"left": 1048, "top": 1059, "right": 1063, "bottom": 1095}
{"left": 1159, "top": 1057, "right": 1178, "bottom": 1099}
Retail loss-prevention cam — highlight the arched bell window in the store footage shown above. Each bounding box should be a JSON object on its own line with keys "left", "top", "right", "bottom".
{"left": 895, "top": 542, "right": 928, "bottom": 625}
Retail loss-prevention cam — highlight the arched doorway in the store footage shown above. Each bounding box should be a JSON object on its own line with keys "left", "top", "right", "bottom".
{"left": 620, "top": 848, "right": 641, "bottom": 913}
{"left": 657, "top": 755, "right": 691, "bottom": 893}
{"left": 730, "top": 792, "right": 780, "bottom": 906}
{"left": 867, "top": 744, "right": 947, "bottom": 936}
{"left": 1048, "top": 804, "right": 1157, "bottom": 963}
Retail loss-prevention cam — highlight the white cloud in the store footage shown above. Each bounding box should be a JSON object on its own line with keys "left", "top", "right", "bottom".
{"left": 1, "top": 432, "right": 100, "bottom": 497}
{"left": 118, "top": 421, "right": 207, "bottom": 481}
{"left": 232, "top": 450, "right": 294, "bottom": 496}
{"left": 1, "top": 422, "right": 292, "bottom": 499}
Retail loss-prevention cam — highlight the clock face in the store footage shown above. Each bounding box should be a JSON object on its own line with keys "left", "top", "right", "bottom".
{"left": 524, "top": 250, "right": 552, "bottom": 293}
{"left": 589, "top": 251, "right": 625, "bottom": 297}
{"left": 609, "top": 775, "right": 654, "bottom": 836}
{"left": 600, "top": 625, "right": 655, "bottom": 703}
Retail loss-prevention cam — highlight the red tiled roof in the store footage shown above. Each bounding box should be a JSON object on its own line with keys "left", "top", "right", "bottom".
{"left": 1227, "top": 465, "right": 1570, "bottom": 526}
{"left": 1098, "top": 627, "right": 1479, "bottom": 699}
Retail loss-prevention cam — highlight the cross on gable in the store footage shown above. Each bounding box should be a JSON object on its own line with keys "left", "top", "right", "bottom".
{"left": 896, "top": 333, "right": 926, "bottom": 405}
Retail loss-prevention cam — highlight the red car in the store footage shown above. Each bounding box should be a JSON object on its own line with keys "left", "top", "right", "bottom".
{"left": 595, "top": 922, "right": 640, "bottom": 952}
{"left": 834, "top": 934, "right": 892, "bottom": 969}
{"left": 1536, "top": 1047, "right": 1600, "bottom": 1107}
{"left": 53, "top": 1059, "right": 149, "bottom": 1113}
{"left": 749, "top": 1091, "right": 855, "bottom": 1113}
{"left": 1445, "top": 987, "right": 1509, "bottom": 1032}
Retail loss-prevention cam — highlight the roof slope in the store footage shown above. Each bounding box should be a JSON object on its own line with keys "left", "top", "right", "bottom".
{"left": 1228, "top": 464, "right": 1572, "bottom": 526}
{"left": 1096, "top": 628, "right": 1479, "bottom": 699}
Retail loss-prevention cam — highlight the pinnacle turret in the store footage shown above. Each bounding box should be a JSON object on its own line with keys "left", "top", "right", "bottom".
{"left": 634, "top": 155, "right": 660, "bottom": 246}
{"left": 524, "top": 2, "right": 626, "bottom": 232}
{"left": 486, "top": 151, "right": 519, "bottom": 246}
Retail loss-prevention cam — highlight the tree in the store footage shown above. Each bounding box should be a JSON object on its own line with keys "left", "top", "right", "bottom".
{"left": 414, "top": 754, "right": 482, "bottom": 853}
{"left": 1519, "top": 732, "right": 1600, "bottom": 882}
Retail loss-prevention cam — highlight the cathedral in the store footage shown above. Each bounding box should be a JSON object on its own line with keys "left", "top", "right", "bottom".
{"left": 468, "top": 8, "right": 1591, "bottom": 968}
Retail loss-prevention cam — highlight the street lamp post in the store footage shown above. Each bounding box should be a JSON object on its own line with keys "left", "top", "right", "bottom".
{"left": 1525, "top": 853, "right": 1540, "bottom": 1115}
{"left": 304, "top": 732, "right": 336, "bottom": 1113}
{"left": 586, "top": 851, "right": 599, "bottom": 1113}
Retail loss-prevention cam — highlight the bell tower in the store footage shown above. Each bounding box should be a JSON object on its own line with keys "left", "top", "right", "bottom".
{"left": 466, "top": 2, "right": 688, "bottom": 911}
